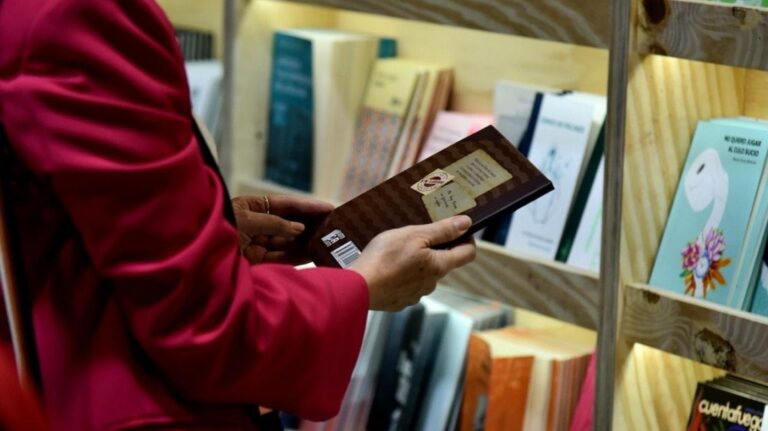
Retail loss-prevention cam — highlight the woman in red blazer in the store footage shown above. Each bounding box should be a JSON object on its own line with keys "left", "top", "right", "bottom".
{"left": 0, "top": 0, "right": 475, "bottom": 430}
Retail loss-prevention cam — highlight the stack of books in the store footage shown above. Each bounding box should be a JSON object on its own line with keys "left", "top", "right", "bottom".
{"left": 289, "top": 289, "right": 597, "bottom": 431}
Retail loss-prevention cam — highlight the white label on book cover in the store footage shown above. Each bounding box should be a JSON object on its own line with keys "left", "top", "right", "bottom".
{"left": 762, "top": 405, "right": 768, "bottom": 431}
{"left": 505, "top": 94, "right": 595, "bottom": 259}
{"left": 567, "top": 158, "right": 604, "bottom": 272}
{"left": 331, "top": 241, "right": 362, "bottom": 268}
{"left": 422, "top": 182, "right": 476, "bottom": 222}
{"left": 443, "top": 149, "right": 512, "bottom": 198}
{"left": 321, "top": 229, "right": 346, "bottom": 247}
{"left": 411, "top": 169, "right": 455, "bottom": 195}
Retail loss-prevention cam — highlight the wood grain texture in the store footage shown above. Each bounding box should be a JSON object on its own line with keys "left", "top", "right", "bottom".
{"left": 622, "top": 284, "right": 768, "bottom": 380}
{"left": 277, "top": 0, "right": 610, "bottom": 48}
{"left": 638, "top": 0, "right": 768, "bottom": 71}
{"left": 613, "top": 343, "right": 725, "bottom": 430}
{"left": 620, "top": 54, "right": 748, "bottom": 284}
{"left": 236, "top": 178, "right": 600, "bottom": 330}
{"left": 440, "top": 243, "right": 600, "bottom": 330}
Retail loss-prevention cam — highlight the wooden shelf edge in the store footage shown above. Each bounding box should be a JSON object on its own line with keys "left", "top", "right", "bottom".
{"left": 273, "top": 0, "right": 610, "bottom": 49}
{"left": 238, "top": 178, "right": 600, "bottom": 329}
{"left": 639, "top": 0, "right": 768, "bottom": 71}
{"left": 621, "top": 283, "right": 768, "bottom": 382}
{"left": 443, "top": 241, "right": 599, "bottom": 330}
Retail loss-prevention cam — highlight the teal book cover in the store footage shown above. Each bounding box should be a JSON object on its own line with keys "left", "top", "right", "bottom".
{"left": 650, "top": 119, "right": 768, "bottom": 307}
{"left": 749, "top": 261, "right": 768, "bottom": 316}
{"left": 703, "top": 0, "right": 768, "bottom": 7}
{"left": 265, "top": 31, "right": 314, "bottom": 191}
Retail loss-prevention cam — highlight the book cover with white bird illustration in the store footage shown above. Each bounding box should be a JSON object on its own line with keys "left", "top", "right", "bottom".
{"left": 650, "top": 119, "right": 768, "bottom": 308}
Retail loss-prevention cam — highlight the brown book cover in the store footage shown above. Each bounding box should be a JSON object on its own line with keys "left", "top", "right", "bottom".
{"left": 309, "top": 125, "right": 554, "bottom": 268}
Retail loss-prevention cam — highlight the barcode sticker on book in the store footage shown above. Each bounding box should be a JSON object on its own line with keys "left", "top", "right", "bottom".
{"left": 331, "top": 241, "right": 361, "bottom": 268}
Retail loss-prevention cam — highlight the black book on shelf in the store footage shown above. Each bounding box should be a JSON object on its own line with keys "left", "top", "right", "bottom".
{"left": 367, "top": 304, "right": 426, "bottom": 431}
{"left": 174, "top": 27, "right": 214, "bottom": 61}
{"left": 686, "top": 375, "right": 768, "bottom": 431}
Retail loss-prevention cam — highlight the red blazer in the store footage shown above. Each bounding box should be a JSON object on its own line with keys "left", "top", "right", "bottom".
{"left": 0, "top": 1, "right": 369, "bottom": 430}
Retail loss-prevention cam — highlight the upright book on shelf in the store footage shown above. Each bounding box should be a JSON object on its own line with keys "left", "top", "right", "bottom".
{"left": 185, "top": 60, "right": 224, "bottom": 137}
{"left": 564, "top": 158, "right": 605, "bottom": 272}
{"left": 265, "top": 29, "right": 395, "bottom": 197}
{"left": 338, "top": 59, "right": 434, "bottom": 200}
{"left": 650, "top": 118, "right": 768, "bottom": 307}
{"left": 418, "top": 111, "right": 494, "bottom": 162}
{"left": 686, "top": 375, "right": 768, "bottom": 431}
{"left": 459, "top": 327, "right": 594, "bottom": 431}
{"left": 503, "top": 93, "right": 596, "bottom": 260}
{"left": 309, "top": 126, "right": 554, "bottom": 269}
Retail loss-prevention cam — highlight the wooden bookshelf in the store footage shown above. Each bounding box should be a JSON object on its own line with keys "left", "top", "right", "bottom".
{"left": 621, "top": 283, "right": 768, "bottom": 381}
{"left": 610, "top": 2, "right": 768, "bottom": 428}
{"left": 237, "top": 179, "right": 600, "bottom": 330}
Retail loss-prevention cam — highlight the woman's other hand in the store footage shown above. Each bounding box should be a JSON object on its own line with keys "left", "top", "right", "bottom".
{"left": 232, "top": 195, "right": 334, "bottom": 264}
{"left": 349, "top": 215, "right": 477, "bottom": 311}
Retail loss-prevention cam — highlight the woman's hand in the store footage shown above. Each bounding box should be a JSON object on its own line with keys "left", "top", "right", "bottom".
{"left": 349, "top": 215, "right": 477, "bottom": 311}
{"left": 232, "top": 195, "right": 334, "bottom": 264}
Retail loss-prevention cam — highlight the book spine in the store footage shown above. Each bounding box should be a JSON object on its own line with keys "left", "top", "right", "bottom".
{"left": 265, "top": 33, "right": 314, "bottom": 191}
{"left": 555, "top": 124, "right": 606, "bottom": 263}
{"left": 482, "top": 93, "right": 544, "bottom": 245}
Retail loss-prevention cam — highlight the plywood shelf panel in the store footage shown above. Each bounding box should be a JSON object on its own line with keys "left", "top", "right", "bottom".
{"left": 237, "top": 178, "right": 600, "bottom": 329}
{"left": 621, "top": 283, "right": 768, "bottom": 382}
{"left": 275, "top": 0, "right": 611, "bottom": 48}
{"left": 442, "top": 242, "right": 599, "bottom": 330}
{"left": 638, "top": 0, "right": 768, "bottom": 71}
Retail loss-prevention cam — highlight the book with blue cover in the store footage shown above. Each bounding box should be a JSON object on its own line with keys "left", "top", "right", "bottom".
{"left": 650, "top": 118, "right": 768, "bottom": 307}
{"left": 265, "top": 32, "right": 313, "bottom": 191}
{"left": 265, "top": 29, "right": 396, "bottom": 195}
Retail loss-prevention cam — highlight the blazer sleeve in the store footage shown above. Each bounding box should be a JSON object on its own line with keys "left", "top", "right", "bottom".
{"left": 4, "top": 0, "right": 368, "bottom": 420}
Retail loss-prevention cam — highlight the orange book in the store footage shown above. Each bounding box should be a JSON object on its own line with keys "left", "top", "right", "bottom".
{"left": 459, "top": 335, "right": 491, "bottom": 431}
{"left": 485, "top": 356, "right": 534, "bottom": 431}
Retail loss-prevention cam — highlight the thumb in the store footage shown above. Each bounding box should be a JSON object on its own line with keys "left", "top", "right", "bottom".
{"left": 413, "top": 215, "right": 472, "bottom": 247}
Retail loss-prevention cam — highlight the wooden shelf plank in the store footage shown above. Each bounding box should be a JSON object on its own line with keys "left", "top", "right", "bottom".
{"left": 639, "top": 0, "right": 768, "bottom": 71}
{"left": 237, "top": 178, "right": 600, "bottom": 329}
{"left": 621, "top": 283, "right": 768, "bottom": 382}
{"left": 443, "top": 241, "right": 599, "bottom": 330}
{"left": 275, "top": 0, "right": 610, "bottom": 49}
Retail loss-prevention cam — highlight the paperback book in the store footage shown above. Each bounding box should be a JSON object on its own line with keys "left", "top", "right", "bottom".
{"left": 504, "top": 93, "right": 596, "bottom": 259}
{"left": 265, "top": 29, "right": 395, "bottom": 196}
{"left": 650, "top": 118, "right": 768, "bottom": 307}
{"left": 686, "top": 375, "right": 768, "bottom": 431}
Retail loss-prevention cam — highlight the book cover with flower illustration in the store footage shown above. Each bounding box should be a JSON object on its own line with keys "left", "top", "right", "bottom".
{"left": 650, "top": 119, "right": 768, "bottom": 308}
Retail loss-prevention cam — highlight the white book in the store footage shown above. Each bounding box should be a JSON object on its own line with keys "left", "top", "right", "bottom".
{"left": 334, "top": 311, "right": 392, "bottom": 431}
{"left": 415, "top": 297, "right": 474, "bottom": 431}
{"left": 566, "top": 157, "right": 605, "bottom": 272}
{"left": 505, "top": 94, "right": 595, "bottom": 259}
{"left": 493, "top": 81, "right": 541, "bottom": 147}
{"left": 185, "top": 60, "right": 223, "bottom": 133}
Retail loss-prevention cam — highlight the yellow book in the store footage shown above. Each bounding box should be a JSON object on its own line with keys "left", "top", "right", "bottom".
{"left": 338, "top": 58, "right": 427, "bottom": 200}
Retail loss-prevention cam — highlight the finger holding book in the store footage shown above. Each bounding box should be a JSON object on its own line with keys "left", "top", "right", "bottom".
{"left": 349, "top": 215, "right": 476, "bottom": 312}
